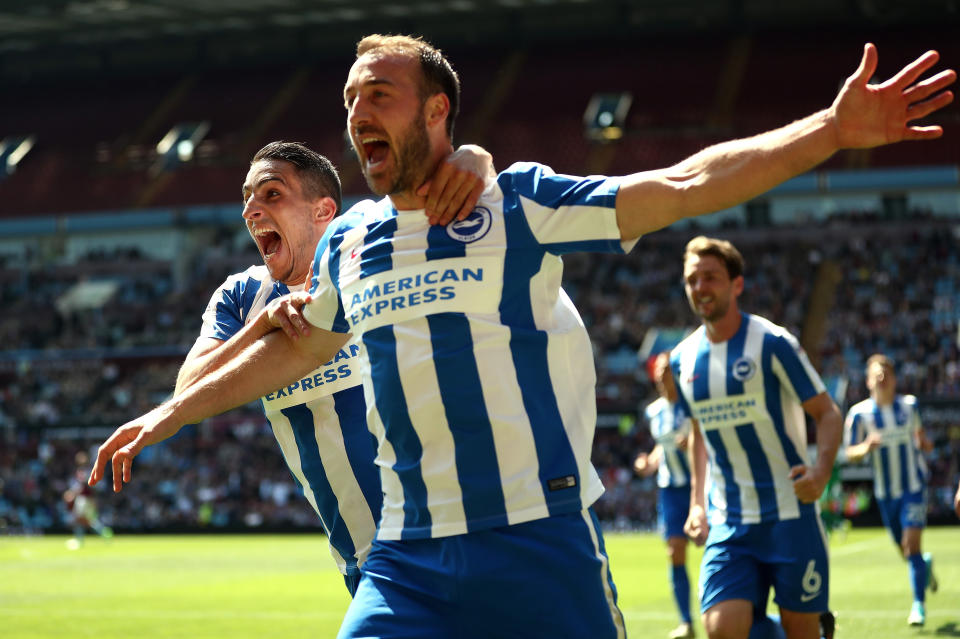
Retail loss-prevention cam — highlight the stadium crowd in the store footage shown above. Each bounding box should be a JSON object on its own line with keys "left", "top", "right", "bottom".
{"left": 2, "top": 213, "right": 959, "bottom": 534}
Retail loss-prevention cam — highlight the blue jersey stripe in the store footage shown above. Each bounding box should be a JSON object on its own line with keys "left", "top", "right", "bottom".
{"left": 879, "top": 445, "right": 892, "bottom": 498}
{"left": 898, "top": 442, "right": 910, "bottom": 497}
{"left": 848, "top": 413, "right": 861, "bottom": 447}
{"left": 364, "top": 325, "right": 431, "bottom": 538}
{"left": 362, "top": 329, "right": 426, "bottom": 535}
{"left": 319, "top": 228, "right": 349, "bottom": 333}
{"left": 705, "top": 430, "right": 741, "bottom": 518}
{"left": 770, "top": 333, "right": 818, "bottom": 402}
{"left": 726, "top": 320, "right": 776, "bottom": 520}
{"left": 543, "top": 239, "right": 625, "bottom": 254}
{"left": 360, "top": 217, "right": 397, "bottom": 279}
{"left": 509, "top": 329, "right": 579, "bottom": 515}
{"left": 425, "top": 222, "right": 466, "bottom": 261}
{"left": 500, "top": 203, "right": 578, "bottom": 515}
{"left": 761, "top": 333, "right": 805, "bottom": 469}
{"left": 508, "top": 161, "right": 619, "bottom": 210}
{"left": 333, "top": 385, "right": 382, "bottom": 525}
{"left": 212, "top": 277, "right": 261, "bottom": 338}
{"left": 735, "top": 424, "right": 777, "bottom": 520}
{"left": 725, "top": 316, "right": 747, "bottom": 395}
{"left": 281, "top": 403, "right": 358, "bottom": 570}
{"left": 691, "top": 338, "right": 711, "bottom": 402}
{"left": 427, "top": 313, "right": 509, "bottom": 530}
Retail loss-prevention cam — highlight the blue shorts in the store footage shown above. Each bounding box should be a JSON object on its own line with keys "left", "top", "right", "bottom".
{"left": 658, "top": 486, "right": 690, "bottom": 540}
{"left": 877, "top": 489, "right": 927, "bottom": 545}
{"left": 700, "top": 513, "right": 829, "bottom": 614}
{"left": 337, "top": 509, "right": 625, "bottom": 639}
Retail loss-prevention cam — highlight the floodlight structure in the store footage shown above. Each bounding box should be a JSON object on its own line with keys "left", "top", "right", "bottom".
{"left": 583, "top": 92, "right": 632, "bottom": 142}
{"left": 0, "top": 135, "right": 36, "bottom": 179}
{"left": 153, "top": 122, "right": 210, "bottom": 173}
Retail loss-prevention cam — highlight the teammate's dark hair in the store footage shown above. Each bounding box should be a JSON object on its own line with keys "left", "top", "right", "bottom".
{"left": 683, "top": 236, "right": 744, "bottom": 280}
{"left": 251, "top": 141, "right": 342, "bottom": 214}
{"left": 356, "top": 34, "right": 461, "bottom": 139}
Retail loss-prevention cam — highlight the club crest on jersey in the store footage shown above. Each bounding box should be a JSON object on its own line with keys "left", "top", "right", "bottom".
{"left": 446, "top": 207, "right": 492, "bottom": 243}
{"left": 731, "top": 356, "right": 757, "bottom": 382}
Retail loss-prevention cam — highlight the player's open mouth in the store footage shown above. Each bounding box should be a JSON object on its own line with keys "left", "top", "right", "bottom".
{"left": 361, "top": 137, "right": 390, "bottom": 168}
{"left": 253, "top": 228, "right": 283, "bottom": 260}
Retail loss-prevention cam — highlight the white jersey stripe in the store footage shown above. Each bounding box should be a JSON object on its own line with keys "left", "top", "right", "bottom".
{"left": 304, "top": 162, "right": 628, "bottom": 540}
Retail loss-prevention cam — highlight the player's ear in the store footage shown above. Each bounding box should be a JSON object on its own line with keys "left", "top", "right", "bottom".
{"left": 424, "top": 93, "right": 450, "bottom": 131}
{"left": 732, "top": 275, "right": 745, "bottom": 297}
{"left": 315, "top": 197, "right": 337, "bottom": 224}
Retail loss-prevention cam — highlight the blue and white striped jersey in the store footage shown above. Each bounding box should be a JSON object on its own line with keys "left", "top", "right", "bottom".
{"left": 670, "top": 312, "right": 826, "bottom": 526}
{"left": 844, "top": 395, "right": 927, "bottom": 500}
{"left": 645, "top": 397, "right": 692, "bottom": 488}
{"left": 302, "top": 162, "right": 635, "bottom": 541}
{"left": 200, "top": 265, "right": 381, "bottom": 575}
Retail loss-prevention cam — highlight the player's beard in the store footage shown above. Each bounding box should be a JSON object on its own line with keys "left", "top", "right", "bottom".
{"left": 690, "top": 293, "right": 730, "bottom": 323}
{"left": 364, "top": 110, "right": 430, "bottom": 197}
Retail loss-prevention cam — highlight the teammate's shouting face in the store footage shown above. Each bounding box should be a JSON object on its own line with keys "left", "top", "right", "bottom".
{"left": 241, "top": 158, "right": 337, "bottom": 286}
{"left": 683, "top": 253, "right": 743, "bottom": 323}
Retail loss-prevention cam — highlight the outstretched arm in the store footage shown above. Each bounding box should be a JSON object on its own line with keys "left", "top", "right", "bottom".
{"left": 89, "top": 325, "right": 348, "bottom": 492}
{"left": 176, "top": 292, "right": 313, "bottom": 395}
{"left": 616, "top": 44, "right": 956, "bottom": 240}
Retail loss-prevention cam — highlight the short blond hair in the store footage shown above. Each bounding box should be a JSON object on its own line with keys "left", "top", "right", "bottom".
{"left": 866, "top": 353, "right": 894, "bottom": 373}
{"left": 355, "top": 34, "right": 460, "bottom": 138}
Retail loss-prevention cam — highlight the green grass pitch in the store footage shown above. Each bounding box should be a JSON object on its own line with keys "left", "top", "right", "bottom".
{"left": 2, "top": 527, "right": 958, "bottom": 638}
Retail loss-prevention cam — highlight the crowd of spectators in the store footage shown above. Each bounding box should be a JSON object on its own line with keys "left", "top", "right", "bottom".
{"left": 2, "top": 214, "right": 960, "bottom": 535}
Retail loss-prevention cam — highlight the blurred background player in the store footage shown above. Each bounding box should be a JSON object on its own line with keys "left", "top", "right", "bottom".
{"left": 843, "top": 354, "right": 937, "bottom": 626}
{"left": 634, "top": 351, "right": 695, "bottom": 639}
{"left": 62, "top": 451, "right": 113, "bottom": 549}
{"left": 675, "top": 236, "right": 841, "bottom": 639}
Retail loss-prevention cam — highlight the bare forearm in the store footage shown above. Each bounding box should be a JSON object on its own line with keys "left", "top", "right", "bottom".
{"left": 617, "top": 109, "right": 837, "bottom": 239}
{"left": 814, "top": 405, "right": 843, "bottom": 473}
{"left": 169, "top": 328, "right": 347, "bottom": 428}
{"left": 175, "top": 313, "right": 274, "bottom": 395}
{"left": 688, "top": 426, "right": 708, "bottom": 508}
{"left": 844, "top": 441, "right": 870, "bottom": 463}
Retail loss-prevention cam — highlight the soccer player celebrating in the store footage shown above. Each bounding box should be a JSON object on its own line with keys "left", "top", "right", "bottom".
{"left": 90, "top": 35, "right": 954, "bottom": 639}
{"left": 634, "top": 352, "right": 695, "bottom": 639}
{"left": 843, "top": 354, "right": 937, "bottom": 626}
{"left": 674, "top": 236, "right": 842, "bottom": 639}
{"left": 108, "top": 140, "right": 489, "bottom": 594}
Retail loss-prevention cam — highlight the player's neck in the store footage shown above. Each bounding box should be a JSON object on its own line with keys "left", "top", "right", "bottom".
{"left": 872, "top": 390, "right": 895, "bottom": 406}
{"left": 388, "top": 143, "right": 454, "bottom": 211}
{"left": 703, "top": 308, "right": 742, "bottom": 343}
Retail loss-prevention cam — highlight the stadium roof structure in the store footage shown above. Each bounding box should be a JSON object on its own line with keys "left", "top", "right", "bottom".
{"left": 2, "top": 0, "right": 957, "bottom": 82}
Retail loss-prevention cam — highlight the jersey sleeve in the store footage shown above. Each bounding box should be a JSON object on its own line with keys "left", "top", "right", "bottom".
{"left": 905, "top": 395, "right": 922, "bottom": 433}
{"left": 768, "top": 330, "right": 826, "bottom": 403}
{"left": 199, "top": 276, "right": 248, "bottom": 341}
{"left": 498, "top": 162, "right": 637, "bottom": 255}
{"left": 668, "top": 350, "right": 693, "bottom": 418}
{"left": 843, "top": 409, "right": 863, "bottom": 447}
{"left": 302, "top": 221, "right": 350, "bottom": 334}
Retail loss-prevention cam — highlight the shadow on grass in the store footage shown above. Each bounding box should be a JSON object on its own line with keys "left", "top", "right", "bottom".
{"left": 935, "top": 622, "right": 960, "bottom": 637}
